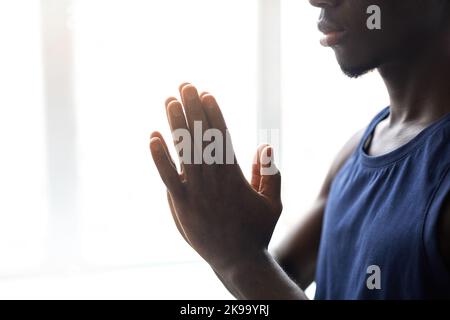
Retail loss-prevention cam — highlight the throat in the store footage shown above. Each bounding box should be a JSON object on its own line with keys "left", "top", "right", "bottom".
{"left": 364, "top": 119, "right": 426, "bottom": 157}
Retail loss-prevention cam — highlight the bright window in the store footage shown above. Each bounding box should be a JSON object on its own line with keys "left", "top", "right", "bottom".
{"left": 0, "top": 0, "right": 388, "bottom": 299}
{"left": 72, "top": 0, "right": 258, "bottom": 267}
{"left": 0, "top": 0, "right": 257, "bottom": 299}
{"left": 0, "top": 0, "right": 48, "bottom": 276}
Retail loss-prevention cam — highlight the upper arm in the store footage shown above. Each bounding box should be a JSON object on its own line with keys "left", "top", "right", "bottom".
{"left": 273, "top": 129, "right": 365, "bottom": 290}
{"left": 438, "top": 191, "right": 450, "bottom": 270}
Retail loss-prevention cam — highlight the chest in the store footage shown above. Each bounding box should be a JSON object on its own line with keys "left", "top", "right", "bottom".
{"left": 323, "top": 160, "right": 432, "bottom": 260}
{"left": 365, "top": 120, "right": 426, "bottom": 157}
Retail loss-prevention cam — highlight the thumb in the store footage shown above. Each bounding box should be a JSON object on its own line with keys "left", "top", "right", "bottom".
{"left": 259, "top": 146, "right": 282, "bottom": 210}
{"left": 250, "top": 144, "right": 269, "bottom": 190}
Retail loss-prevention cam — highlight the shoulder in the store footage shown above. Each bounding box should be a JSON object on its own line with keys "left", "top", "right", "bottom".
{"left": 426, "top": 112, "right": 450, "bottom": 272}
{"left": 438, "top": 170, "right": 450, "bottom": 270}
{"left": 322, "top": 107, "right": 391, "bottom": 190}
{"left": 330, "top": 129, "right": 364, "bottom": 175}
{"left": 318, "top": 128, "right": 365, "bottom": 198}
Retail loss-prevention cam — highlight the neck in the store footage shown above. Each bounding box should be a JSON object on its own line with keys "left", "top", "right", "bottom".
{"left": 378, "top": 36, "right": 450, "bottom": 126}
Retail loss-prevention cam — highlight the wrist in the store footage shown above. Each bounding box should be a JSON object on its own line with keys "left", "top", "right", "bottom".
{"left": 215, "top": 249, "right": 308, "bottom": 300}
{"left": 219, "top": 249, "right": 272, "bottom": 288}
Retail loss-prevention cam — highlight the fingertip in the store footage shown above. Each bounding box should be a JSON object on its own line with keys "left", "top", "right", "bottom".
{"left": 200, "top": 93, "right": 217, "bottom": 107}
{"left": 260, "top": 145, "right": 276, "bottom": 170}
{"left": 178, "top": 82, "right": 192, "bottom": 93}
{"left": 200, "top": 91, "right": 210, "bottom": 99}
{"left": 149, "top": 137, "right": 163, "bottom": 153}
{"left": 257, "top": 143, "right": 270, "bottom": 151}
{"left": 253, "top": 143, "right": 267, "bottom": 164}
{"left": 266, "top": 146, "right": 273, "bottom": 158}
{"left": 150, "top": 131, "right": 162, "bottom": 140}
{"left": 167, "top": 99, "right": 181, "bottom": 107}
{"left": 181, "top": 84, "right": 199, "bottom": 100}
{"left": 166, "top": 99, "right": 183, "bottom": 117}
{"left": 165, "top": 97, "right": 178, "bottom": 108}
{"left": 262, "top": 145, "right": 273, "bottom": 156}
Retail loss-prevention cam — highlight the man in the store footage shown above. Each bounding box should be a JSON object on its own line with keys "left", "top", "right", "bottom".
{"left": 150, "top": 0, "right": 450, "bottom": 299}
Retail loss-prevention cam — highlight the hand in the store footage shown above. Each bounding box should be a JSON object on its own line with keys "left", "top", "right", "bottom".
{"left": 149, "top": 83, "right": 283, "bottom": 274}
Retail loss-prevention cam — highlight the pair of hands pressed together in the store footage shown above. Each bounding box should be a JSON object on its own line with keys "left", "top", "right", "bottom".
{"left": 149, "top": 83, "right": 283, "bottom": 278}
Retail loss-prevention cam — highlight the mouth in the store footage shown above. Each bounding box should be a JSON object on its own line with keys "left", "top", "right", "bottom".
{"left": 318, "top": 21, "right": 347, "bottom": 47}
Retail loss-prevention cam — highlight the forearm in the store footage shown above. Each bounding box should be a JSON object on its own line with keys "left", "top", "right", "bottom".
{"left": 272, "top": 199, "right": 326, "bottom": 290}
{"left": 214, "top": 270, "right": 244, "bottom": 299}
{"left": 218, "top": 250, "right": 309, "bottom": 300}
{"left": 275, "top": 255, "right": 316, "bottom": 291}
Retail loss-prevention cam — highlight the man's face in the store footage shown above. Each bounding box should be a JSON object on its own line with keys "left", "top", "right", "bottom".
{"left": 309, "top": 0, "right": 449, "bottom": 77}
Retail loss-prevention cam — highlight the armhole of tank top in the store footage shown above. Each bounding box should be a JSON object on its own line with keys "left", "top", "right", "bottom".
{"left": 422, "top": 165, "right": 450, "bottom": 290}
{"left": 356, "top": 107, "right": 390, "bottom": 156}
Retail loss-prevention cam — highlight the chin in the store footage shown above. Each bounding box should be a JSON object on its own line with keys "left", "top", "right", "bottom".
{"left": 332, "top": 41, "right": 383, "bottom": 78}
{"left": 336, "top": 53, "right": 381, "bottom": 78}
{"left": 340, "top": 64, "right": 376, "bottom": 78}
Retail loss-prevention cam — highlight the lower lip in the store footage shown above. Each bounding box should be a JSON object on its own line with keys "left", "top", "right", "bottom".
{"left": 320, "top": 31, "right": 347, "bottom": 47}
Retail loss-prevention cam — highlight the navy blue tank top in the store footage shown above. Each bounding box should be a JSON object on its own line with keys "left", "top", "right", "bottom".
{"left": 315, "top": 107, "right": 450, "bottom": 299}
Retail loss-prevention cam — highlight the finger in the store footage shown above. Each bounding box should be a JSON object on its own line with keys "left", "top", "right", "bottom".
{"left": 179, "top": 82, "right": 192, "bottom": 93}
{"left": 200, "top": 91, "right": 210, "bottom": 99}
{"left": 150, "top": 137, "right": 184, "bottom": 196}
{"left": 180, "top": 85, "right": 211, "bottom": 168}
{"left": 199, "top": 92, "right": 224, "bottom": 168}
{"left": 167, "top": 191, "right": 190, "bottom": 244}
{"left": 165, "top": 96, "right": 178, "bottom": 108}
{"left": 152, "top": 129, "right": 187, "bottom": 181}
{"left": 200, "top": 93, "right": 228, "bottom": 133}
{"left": 259, "top": 146, "right": 282, "bottom": 209}
{"left": 166, "top": 99, "right": 189, "bottom": 131}
{"left": 251, "top": 144, "right": 269, "bottom": 190}
{"left": 165, "top": 99, "right": 200, "bottom": 179}
{"left": 151, "top": 131, "right": 176, "bottom": 168}
{"left": 165, "top": 99, "right": 189, "bottom": 155}
{"left": 180, "top": 84, "right": 211, "bottom": 134}
{"left": 200, "top": 93, "right": 239, "bottom": 168}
